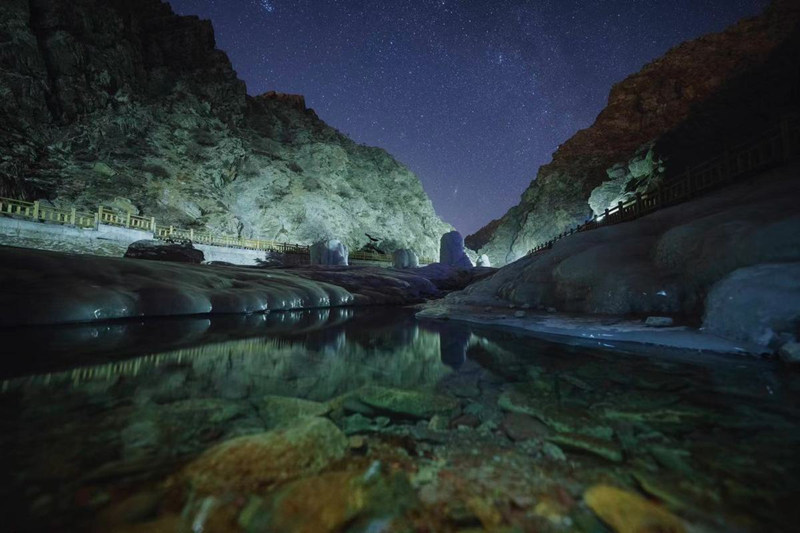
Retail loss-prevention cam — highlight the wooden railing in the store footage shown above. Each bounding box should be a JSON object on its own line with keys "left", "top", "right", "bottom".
{"left": 0, "top": 198, "right": 96, "bottom": 228}
{"left": 97, "top": 207, "right": 156, "bottom": 232}
{"left": 527, "top": 115, "right": 799, "bottom": 257}
{"left": 350, "top": 249, "right": 393, "bottom": 262}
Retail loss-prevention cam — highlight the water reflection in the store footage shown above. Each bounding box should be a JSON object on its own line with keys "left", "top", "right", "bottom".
{"left": 0, "top": 309, "right": 799, "bottom": 531}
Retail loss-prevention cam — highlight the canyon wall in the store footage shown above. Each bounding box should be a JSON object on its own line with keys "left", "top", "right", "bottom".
{"left": 469, "top": 0, "right": 800, "bottom": 266}
{"left": 0, "top": 0, "right": 452, "bottom": 259}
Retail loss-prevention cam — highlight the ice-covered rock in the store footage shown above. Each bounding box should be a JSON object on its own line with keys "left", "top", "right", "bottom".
{"left": 703, "top": 263, "right": 800, "bottom": 348}
{"left": 439, "top": 231, "right": 474, "bottom": 268}
{"left": 392, "top": 248, "right": 419, "bottom": 269}
{"left": 310, "top": 240, "right": 348, "bottom": 266}
{"left": 476, "top": 254, "right": 491, "bottom": 267}
{"left": 124, "top": 239, "right": 205, "bottom": 264}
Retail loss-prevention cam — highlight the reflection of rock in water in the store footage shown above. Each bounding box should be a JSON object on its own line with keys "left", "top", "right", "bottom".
{"left": 0, "top": 308, "right": 357, "bottom": 380}
{"left": 4, "top": 322, "right": 451, "bottom": 402}
{"left": 420, "top": 321, "right": 471, "bottom": 369}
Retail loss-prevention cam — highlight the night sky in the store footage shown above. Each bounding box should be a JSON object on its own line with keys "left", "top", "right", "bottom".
{"left": 170, "top": 0, "right": 770, "bottom": 235}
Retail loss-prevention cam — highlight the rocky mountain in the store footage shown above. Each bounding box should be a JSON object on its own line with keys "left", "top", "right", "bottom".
{"left": 469, "top": 0, "right": 800, "bottom": 266}
{"left": 0, "top": 0, "right": 452, "bottom": 258}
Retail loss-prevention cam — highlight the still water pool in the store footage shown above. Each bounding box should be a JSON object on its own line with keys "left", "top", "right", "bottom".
{"left": 1, "top": 308, "right": 798, "bottom": 532}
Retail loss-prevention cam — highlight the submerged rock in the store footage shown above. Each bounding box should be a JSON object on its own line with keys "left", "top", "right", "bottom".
{"left": 258, "top": 395, "right": 331, "bottom": 427}
{"left": 259, "top": 466, "right": 415, "bottom": 532}
{"left": 584, "top": 485, "right": 686, "bottom": 533}
{"left": 547, "top": 433, "right": 623, "bottom": 463}
{"left": 645, "top": 316, "right": 674, "bottom": 328}
{"left": 356, "top": 386, "right": 459, "bottom": 419}
{"left": 181, "top": 417, "right": 347, "bottom": 495}
{"left": 124, "top": 239, "right": 204, "bottom": 264}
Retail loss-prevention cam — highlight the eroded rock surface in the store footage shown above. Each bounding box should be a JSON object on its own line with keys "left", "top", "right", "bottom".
{"left": 468, "top": 1, "right": 800, "bottom": 266}
{"left": 0, "top": 0, "right": 451, "bottom": 259}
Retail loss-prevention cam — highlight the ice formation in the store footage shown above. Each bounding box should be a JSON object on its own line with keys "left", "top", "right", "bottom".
{"left": 310, "top": 239, "right": 349, "bottom": 266}
{"left": 439, "top": 231, "right": 474, "bottom": 268}
{"left": 392, "top": 248, "right": 419, "bottom": 269}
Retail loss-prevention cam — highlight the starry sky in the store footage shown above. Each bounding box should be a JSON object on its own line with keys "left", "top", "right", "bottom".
{"left": 170, "top": 0, "right": 770, "bottom": 235}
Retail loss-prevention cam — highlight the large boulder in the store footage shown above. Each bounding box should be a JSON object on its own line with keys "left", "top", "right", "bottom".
{"left": 703, "top": 263, "right": 800, "bottom": 348}
{"left": 439, "top": 231, "right": 473, "bottom": 268}
{"left": 310, "top": 239, "right": 348, "bottom": 266}
{"left": 181, "top": 417, "right": 348, "bottom": 495}
{"left": 392, "top": 248, "right": 419, "bottom": 269}
{"left": 124, "top": 239, "right": 204, "bottom": 264}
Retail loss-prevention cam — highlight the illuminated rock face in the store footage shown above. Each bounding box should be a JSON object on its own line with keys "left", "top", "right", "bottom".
{"left": 0, "top": 0, "right": 451, "bottom": 260}
{"left": 468, "top": 1, "right": 800, "bottom": 266}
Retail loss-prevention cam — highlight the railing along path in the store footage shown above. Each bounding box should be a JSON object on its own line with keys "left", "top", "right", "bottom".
{"left": 527, "top": 115, "right": 800, "bottom": 257}
{"left": 0, "top": 197, "right": 437, "bottom": 263}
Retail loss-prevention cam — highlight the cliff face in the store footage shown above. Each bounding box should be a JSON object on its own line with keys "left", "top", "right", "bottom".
{"left": 469, "top": 0, "right": 800, "bottom": 266}
{"left": 0, "top": 0, "right": 451, "bottom": 258}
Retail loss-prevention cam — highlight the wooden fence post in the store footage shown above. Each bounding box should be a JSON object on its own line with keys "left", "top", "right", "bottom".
{"left": 125, "top": 212, "right": 131, "bottom": 228}
{"left": 32, "top": 201, "right": 39, "bottom": 221}
{"left": 70, "top": 208, "right": 76, "bottom": 225}
{"left": 189, "top": 228, "right": 194, "bottom": 241}
{"left": 617, "top": 201, "right": 624, "bottom": 220}
{"left": 151, "top": 217, "right": 156, "bottom": 234}
{"left": 169, "top": 225, "right": 174, "bottom": 236}
{"left": 635, "top": 192, "right": 643, "bottom": 215}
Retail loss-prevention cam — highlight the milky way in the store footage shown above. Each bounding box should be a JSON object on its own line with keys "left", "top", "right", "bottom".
{"left": 170, "top": 0, "right": 769, "bottom": 234}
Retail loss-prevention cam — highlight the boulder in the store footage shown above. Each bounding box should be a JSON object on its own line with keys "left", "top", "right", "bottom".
{"left": 356, "top": 386, "right": 459, "bottom": 419}
{"left": 439, "top": 231, "right": 473, "bottom": 268}
{"left": 392, "top": 248, "right": 419, "bottom": 269}
{"left": 310, "top": 239, "right": 348, "bottom": 266}
{"left": 476, "top": 254, "right": 491, "bottom": 267}
{"left": 181, "top": 417, "right": 347, "bottom": 495}
{"left": 703, "top": 263, "right": 800, "bottom": 348}
{"left": 124, "top": 239, "right": 204, "bottom": 264}
{"left": 584, "top": 485, "right": 686, "bottom": 533}
{"left": 778, "top": 342, "right": 800, "bottom": 364}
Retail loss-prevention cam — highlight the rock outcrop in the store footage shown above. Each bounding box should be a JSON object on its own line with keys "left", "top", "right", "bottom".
{"left": 124, "top": 239, "right": 204, "bottom": 263}
{"left": 446, "top": 164, "right": 800, "bottom": 350}
{"left": 0, "top": 0, "right": 451, "bottom": 259}
{"left": 469, "top": 0, "right": 800, "bottom": 266}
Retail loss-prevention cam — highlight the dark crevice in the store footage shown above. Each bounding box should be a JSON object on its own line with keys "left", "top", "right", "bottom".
{"left": 27, "top": 0, "right": 62, "bottom": 122}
